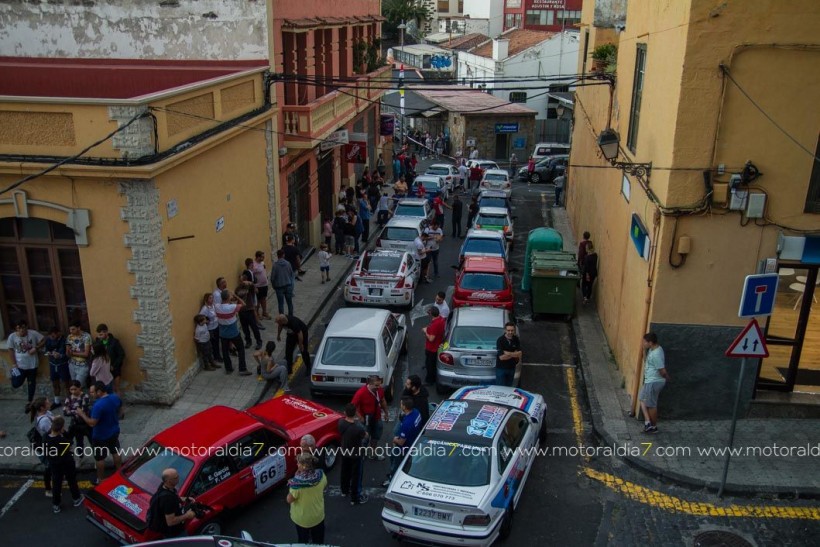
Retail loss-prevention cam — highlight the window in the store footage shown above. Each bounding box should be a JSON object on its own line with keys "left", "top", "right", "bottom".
{"left": 504, "top": 14, "right": 522, "bottom": 30}
{"left": 506, "top": 0, "right": 522, "bottom": 7}
{"left": 805, "top": 134, "right": 820, "bottom": 213}
{"left": 627, "top": 44, "right": 647, "bottom": 153}
{"left": 229, "top": 428, "right": 285, "bottom": 471}
{"left": 189, "top": 454, "right": 234, "bottom": 497}
{"left": 381, "top": 327, "right": 393, "bottom": 355}
{"left": 509, "top": 91, "right": 527, "bottom": 103}
{"left": 438, "top": 0, "right": 449, "bottom": 13}
{"left": 556, "top": 10, "right": 582, "bottom": 26}
{"left": 525, "top": 9, "right": 554, "bottom": 26}
{"left": 0, "top": 218, "right": 87, "bottom": 337}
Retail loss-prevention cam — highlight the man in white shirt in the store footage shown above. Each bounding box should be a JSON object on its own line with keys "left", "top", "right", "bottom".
{"left": 212, "top": 277, "right": 228, "bottom": 305}
{"left": 469, "top": 148, "right": 479, "bottom": 160}
{"left": 423, "top": 221, "right": 443, "bottom": 278}
{"left": 412, "top": 234, "right": 431, "bottom": 283}
{"left": 252, "top": 252, "right": 270, "bottom": 319}
{"left": 7, "top": 320, "right": 45, "bottom": 411}
{"left": 433, "top": 291, "right": 450, "bottom": 319}
{"left": 458, "top": 161, "right": 469, "bottom": 193}
{"left": 215, "top": 290, "right": 251, "bottom": 376}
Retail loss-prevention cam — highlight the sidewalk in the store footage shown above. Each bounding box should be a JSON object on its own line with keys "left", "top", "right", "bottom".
{"left": 0, "top": 244, "right": 362, "bottom": 473}
{"left": 549, "top": 205, "right": 820, "bottom": 497}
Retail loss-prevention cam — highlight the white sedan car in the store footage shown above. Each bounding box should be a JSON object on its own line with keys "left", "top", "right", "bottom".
{"left": 426, "top": 163, "right": 460, "bottom": 192}
{"left": 480, "top": 169, "right": 512, "bottom": 198}
{"left": 382, "top": 386, "right": 547, "bottom": 547}
{"left": 343, "top": 249, "right": 420, "bottom": 308}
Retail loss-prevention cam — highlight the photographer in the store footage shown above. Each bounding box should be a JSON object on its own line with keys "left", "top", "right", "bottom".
{"left": 148, "top": 468, "right": 196, "bottom": 538}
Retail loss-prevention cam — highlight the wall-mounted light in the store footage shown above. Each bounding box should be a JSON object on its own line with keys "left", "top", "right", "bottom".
{"left": 597, "top": 128, "right": 652, "bottom": 184}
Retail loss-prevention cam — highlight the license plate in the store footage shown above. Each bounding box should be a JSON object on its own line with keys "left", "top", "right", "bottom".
{"left": 335, "top": 377, "right": 361, "bottom": 384}
{"left": 464, "top": 357, "right": 494, "bottom": 367}
{"left": 102, "top": 520, "right": 125, "bottom": 539}
{"left": 369, "top": 288, "right": 383, "bottom": 296}
{"left": 413, "top": 507, "right": 452, "bottom": 521}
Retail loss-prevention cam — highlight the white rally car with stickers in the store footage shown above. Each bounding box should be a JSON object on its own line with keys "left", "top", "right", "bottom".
{"left": 382, "top": 386, "right": 547, "bottom": 546}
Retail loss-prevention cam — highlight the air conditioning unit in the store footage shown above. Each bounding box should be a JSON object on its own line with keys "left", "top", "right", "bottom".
{"left": 278, "top": 147, "right": 288, "bottom": 156}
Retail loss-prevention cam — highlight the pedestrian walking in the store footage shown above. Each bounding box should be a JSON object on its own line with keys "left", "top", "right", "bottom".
{"left": 352, "top": 375, "right": 389, "bottom": 460}
{"left": 66, "top": 322, "right": 92, "bottom": 387}
{"left": 509, "top": 152, "right": 518, "bottom": 177}
{"left": 318, "top": 243, "right": 332, "bottom": 283}
{"left": 376, "top": 192, "right": 391, "bottom": 226}
{"left": 287, "top": 452, "right": 327, "bottom": 544}
{"left": 29, "top": 397, "right": 53, "bottom": 496}
{"left": 554, "top": 173, "right": 565, "bottom": 206}
{"left": 581, "top": 243, "right": 599, "bottom": 304}
{"left": 8, "top": 320, "right": 45, "bottom": 412}
{"left": 578, "top": 231, "right": 592, "bottom": 274}
{"left": 495, "top": 322, "right": 522, "bottom": 387}
{"left": 338, "top": 403, "right": 369, "bottom": 505}
{"left": 433, "top": 291, "right": 450, "bottom": 319}
{"left": 76, "top": 381, "right": 123, "bottom": 485}
{"left": 383, "top": 397, "right": 422, "bottom": 487}
{"left": 44, "top": 416, "right": 83, "bottom": 513}
{"left": 423, "top": 220, "right": 443, "bottom": 278}
{"left": 147, "top": 468, "right": 196, "bottom": 538}
{"left": 200, "top": 293, "right": 223, "bottom": 364}
{"left": 89, "top": 342, "right": 114, "bottom": 393}
{"left": 402, "top": 375, "right": 430, "bottom": 424}
{"left": 527, "top": 155, "right": 536, "bottom": 182}
{"left": 275, "top": 314, "right": 311, "bottom": 374}
{"left": 252, "top": 250, "right": 271, "bottom": 320}
{"left": 283, "top": 234, "right": 304, "bottom": 281}
{"left": 469, "top": 163, "right": 482, "bottom": 191}
{"left": 254, "top": 341, "right": 290, "bottom": 392}
{"left": 194, "top": 314, "right": 218, "bottom": 371}
{"left": 422, "top": 307, "right": 446, "bottom": 386}
{"left": 44, "top": 327, "right": 70, "bottom": 410}
{"left": 432, "top": 194, "right": 448, "bottom": 232}
{"left": 639, "top": 333, "right": 669, "bottom": 434}
{"left": 451, "top": 194, "right": 464, "bottom": 238}
{"left": 343, "top": 208, "right": 358, "bottom": 258}
{"left": 469, "top": 147, "right": 479, "bottom": 160}
{"left": 359, "top": 191, "right": 372, "bottom": 243}
{"left": 271, "top": 249, "right": 295, "bottom": 316}
{"left": 466, "top": 195, "right": 479, "bottom": 230}
{"left": 63, "top": 380, "right": 92, "bottom": 454}
{"left": 215, "top": 289, "right": 252, "bottom": 375}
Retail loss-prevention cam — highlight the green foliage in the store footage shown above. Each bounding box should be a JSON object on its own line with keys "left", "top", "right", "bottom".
{"left": 353, "top": 38, "right": 384, "bottom": 74}
{"left": 591, "top": 43, "right": 617, "bottom": 62}
{"left": 382, "top": 0, "right": 431, "bottom": 37}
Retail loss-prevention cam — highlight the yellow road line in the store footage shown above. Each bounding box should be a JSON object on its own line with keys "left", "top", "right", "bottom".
{"left": 565, "top": 367, "right": 587, "bottom": 460}
{"left": 2, "top": 480, "right": 96, "bottom": 490}
{"left": 583, "top": 467, "right": 820, "bottom": 520}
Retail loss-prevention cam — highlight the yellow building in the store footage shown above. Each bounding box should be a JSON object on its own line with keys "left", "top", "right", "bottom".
{"left": 569, "top": 0, "right": 820, "bottom": 417}
{"left": 0, "top": 58, "right": 280, "bottom": 403}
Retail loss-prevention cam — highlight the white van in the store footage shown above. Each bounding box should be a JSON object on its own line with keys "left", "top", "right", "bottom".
{"left": 531, "top": 142, "right": 571, "bottom": 161}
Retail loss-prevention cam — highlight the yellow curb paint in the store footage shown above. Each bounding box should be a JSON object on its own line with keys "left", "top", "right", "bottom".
{"left": 565, "top": 367, "right": 587, "bottom": 460}
{"left": 2, "top": 480, "right": 96, "bottom": 490}
{"left": 583, "top": 467, "right": 820, "bottom": 520}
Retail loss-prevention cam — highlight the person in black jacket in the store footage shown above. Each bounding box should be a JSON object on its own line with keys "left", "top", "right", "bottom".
{"left": 44, "top": 416, "right": 83, "bottom": 513}
{"left": 582, "top": 243, "right": 599, "bottom": 304}
{"left": 95, "top": 324, "right": 125, "bottom": 413}
{"left": 338, "top": 403, "right": 369, "bottom": 505}
{"left": 402, "top": 375, "right": 430, "bottom": 424}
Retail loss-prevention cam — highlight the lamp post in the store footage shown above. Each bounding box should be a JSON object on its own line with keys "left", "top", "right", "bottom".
{"left": 597, "top": 128, "right": 652, "bottom": 183}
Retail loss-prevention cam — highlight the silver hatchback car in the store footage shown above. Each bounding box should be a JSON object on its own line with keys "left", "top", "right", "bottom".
{"left": 436, "top": 306, "right": 518, "bottom": 393}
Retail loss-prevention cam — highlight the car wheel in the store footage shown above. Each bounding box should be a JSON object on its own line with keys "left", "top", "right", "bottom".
{"left": 435, "top": 382, "right": 449, "bottom": 395}
{"left": 530, "top": 173, "right": 541, "bottom": 183}
{"left": 322, "top": 441, "right": 339, "bottom": 470}
{"left": 499, "top": 507, "right": 514, "bottom": 540}
{"left": 198, "top": 519, "right": 223, "bottom": 536}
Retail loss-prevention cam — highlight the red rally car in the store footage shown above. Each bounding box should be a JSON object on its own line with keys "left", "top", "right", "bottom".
{"left": 452, "top": 255, "right": 514, "bottom": 310}
{"left": 84, "top": 395, "right": 342, "bottom": 544}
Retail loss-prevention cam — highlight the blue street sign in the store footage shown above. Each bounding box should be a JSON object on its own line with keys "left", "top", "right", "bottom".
{"left": 738, "top": 273, "right": 779, "bottom": 318}
{"left": 495, "top": 123, "right": 519, "bottom": 134}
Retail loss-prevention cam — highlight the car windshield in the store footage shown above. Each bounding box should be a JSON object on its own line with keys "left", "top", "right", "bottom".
{"left": 321, "top": 337, "right": 376, "bottom": 367}
{"left": 451, "top": 325, "right": 503, "bottom": 350}
{"left": 427, "top": 167, "right": 448, "bottom": 175}
{"left": 476, "top": 214, "right": 509, "bottom": 227}
{"left": 463, "top": 238, "right": 504, "bottom": 255}
{"left": 362, "top": 254, "right": 402, "bottom": 274}
{"left": 394, "top": 204, "right": 425, "bottom": 217}
{"left": 124, "top": 441, "right": 195, "bottom": 493}
{"left": 384, "top": 227, "right": 418, "bottom": 241}
{"left": 461, "top": 273, "right": 506, "bottom": 291}
{"left": 415, "top": 180, "right": 441, "bottom": 190}
{"left": 479, "top": 197, "right": 507, "bottom": 209}
{"left": 403, "top": 437, "right": 491, "bottom": 487}
{"left": 484, "top": 174, "right": 507, "bottom": 182}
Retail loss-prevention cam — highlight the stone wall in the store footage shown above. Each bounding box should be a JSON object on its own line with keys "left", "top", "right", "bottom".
{"left": 459, "top": 114, "right": 536, "bottom": 161}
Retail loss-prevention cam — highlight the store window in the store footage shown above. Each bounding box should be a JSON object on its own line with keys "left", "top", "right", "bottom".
{"left": 525, "top": 9, "right": 554, "bottom": 26}
{"left": 556, "top": 10, "right": 582, "bottom": 26}
{"left": 0, "top": 218, "right": 87, "bottom": 337}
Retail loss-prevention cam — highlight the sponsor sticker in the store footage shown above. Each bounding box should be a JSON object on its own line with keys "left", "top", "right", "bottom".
{"left": 426, "top": 400, "right": 468, "bottom": 431}
{"left": 107, "top": 485, "right": 142, "bottom": 516}
{"left": 283, "top": 397, "right": 320, "bottom": 413}
{"left": 467, "top": 404, "right": 505, "bottom": 438}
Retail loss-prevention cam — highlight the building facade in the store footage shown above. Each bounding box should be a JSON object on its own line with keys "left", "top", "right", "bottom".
{"left": 502, "top": 0, "right": 583, "bottom": 32}
{"left": 568, "top": 0, "right": 820, "bottom": 419}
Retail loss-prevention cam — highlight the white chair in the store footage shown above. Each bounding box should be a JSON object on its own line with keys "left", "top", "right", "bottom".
{"left": 789, "top": 282, "right": 817, "bottom": 310}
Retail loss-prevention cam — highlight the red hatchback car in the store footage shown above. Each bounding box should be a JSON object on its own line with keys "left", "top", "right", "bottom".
{"left": 84, "top": 396, "right": 342, "bottom": 544}
{"left": 452, "top": 256, "right": 513, "bottom": 310}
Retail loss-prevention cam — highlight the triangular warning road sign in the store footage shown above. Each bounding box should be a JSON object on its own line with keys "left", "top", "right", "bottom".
{"left": 725, "top": 318, "right": 769, "bottom": 358}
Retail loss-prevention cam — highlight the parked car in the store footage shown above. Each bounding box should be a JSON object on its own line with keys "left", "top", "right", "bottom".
{"left": 84, "top": 397, "right": 342, "bottom": 544}
{"left": 392, "top": 197, "right": 433, "bottom": 222}
{"left": 310, "top": 308, "right": 407, "bottom": 401}
{"left": 343, "top": 249, "right": 420, "bottom": 309}
{"left": 516, "top": 155, "right": 562, "bottom": 181}
{"left": 382, "top": 385, "right": 547, "bottom": 547}
{"left": 412, "top": 174, "right": 449, "bottom": 202}
{"left": 528, "top": 154, "right": 568, "bottom": 184}
{"left": 436, "top": 306, "right": 518, "bottom": 392}
{"left": 479, "top": 169, "right": 512, "bottom": 198}
{"left": 133, "top": 532, "right": 338, "bottom": 546}
{"left": 477, "top": 189, "right": 511, "bottom": 212}
{"left": 425, "top": 164, "right": 459, "bottom": 192}
{"left": 458, "top": 229, "right": 509, "bottom": 263}
{"left": 531, "top": 141, "right": 571, "bottom": 161}
{"left": 378, "top": 216, "right": 427, "bottom": 253}
{"left": 472, "top": 206, "right": 514, "bottom": 249}
{"left": 452, "top": 256, "right": 513, "bottom": 310}
{"left": 467, "top": 159, "right": 500, "bottom": 172}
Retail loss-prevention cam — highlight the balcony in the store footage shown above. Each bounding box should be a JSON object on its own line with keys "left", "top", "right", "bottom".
{"left": 281, "top": 64, "right": 391, "bottom": 149}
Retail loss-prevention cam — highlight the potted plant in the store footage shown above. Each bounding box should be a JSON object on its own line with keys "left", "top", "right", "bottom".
{"left": 591, "top": 43, "right": 617, "bottom": 73}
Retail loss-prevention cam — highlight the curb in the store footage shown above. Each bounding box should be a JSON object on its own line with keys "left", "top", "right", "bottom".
{"left": 570, "top": 315, "right": 820, "bottom": 500}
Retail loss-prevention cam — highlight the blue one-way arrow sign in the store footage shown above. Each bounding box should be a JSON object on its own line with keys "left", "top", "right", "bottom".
{"left": 725, "top": 319, "right": 769, "bottom": 358}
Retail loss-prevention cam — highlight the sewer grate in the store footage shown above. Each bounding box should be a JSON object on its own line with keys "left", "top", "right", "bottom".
{"left": 693, "top": 531, "right": 754, "bottom": 547}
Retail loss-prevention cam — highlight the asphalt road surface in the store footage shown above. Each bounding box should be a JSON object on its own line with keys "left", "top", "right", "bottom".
{"left": 0, "top": 177, "right": 815, "bottom": 546}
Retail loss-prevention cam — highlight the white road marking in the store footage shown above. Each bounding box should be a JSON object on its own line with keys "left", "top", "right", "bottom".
{"left": 0, "top": 479, "right": 33, "bottom": 519}
{"left": 523, "top": 362, "right": 573, "bottom": 368}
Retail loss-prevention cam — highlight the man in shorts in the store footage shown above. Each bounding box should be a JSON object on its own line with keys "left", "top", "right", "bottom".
{"left": 76, "top": 380, "right": 123, "bottom": 484}
{"left": 639, "top": 332, "right": 669, "bottom": 434}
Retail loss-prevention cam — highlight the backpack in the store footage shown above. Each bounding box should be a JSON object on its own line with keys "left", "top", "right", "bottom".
{"left": 26, "top": 415, "right": 49, "bottom": 446}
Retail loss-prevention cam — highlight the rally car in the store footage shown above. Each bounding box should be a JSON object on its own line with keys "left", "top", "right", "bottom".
{"left": 452, "top": 256, "right": 514, "bottom": 310}
{"left": 84, "top": 396, "right": 342, "bottom": 544}
{"left": 382, "top": 386, "right": 547, "bottom": 546}
{"left": 343, "top": 249, "right": 420, "bottom": 308}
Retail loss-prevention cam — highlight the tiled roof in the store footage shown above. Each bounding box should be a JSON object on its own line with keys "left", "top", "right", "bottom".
{"left": 469, "top": 29, "right": 555, "bottom": 59}
{"left": 443, "top": 33, "right": 488, "bottom": 51}
{"left": 411, "top": 86, "right": 537, "bottom": 116}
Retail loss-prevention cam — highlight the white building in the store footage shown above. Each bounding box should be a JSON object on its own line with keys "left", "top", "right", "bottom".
{"left": 419, "top": 0, "right": 504, "bottom": 39}
{"left": 456, "top": 28, "right": 578, "bottom": 140}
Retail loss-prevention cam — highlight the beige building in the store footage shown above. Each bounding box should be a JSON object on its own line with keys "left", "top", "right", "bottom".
{"left": 568, "top": 0, "right": 820, "bottom": 418}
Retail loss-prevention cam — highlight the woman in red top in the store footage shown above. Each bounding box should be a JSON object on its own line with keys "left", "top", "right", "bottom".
{"left": 527, "top": 156, "right": 536, "bottom": 181}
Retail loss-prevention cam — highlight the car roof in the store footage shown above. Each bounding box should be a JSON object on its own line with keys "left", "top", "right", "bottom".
{"left": 423, "top": 399, "right": 514, "bottom": 446}
{"left": 247, "top": 395, "right": 341, "bottom": 438}
{"left": 386, "top": 216, "right": 425, "bottom": 228}
{"left": 152, "top": 406, "right": 262, "bottom": 450}
{"left": 479, "top": 190, "right": 508, "bottom": 198}
{"left": 451, "top": 386, "right": 545, "bottom": 420}
{"left": 428, "top": 164, "right": 454, "bottom": 170}
{"left": 465, "top": 228, "right": 505, "bottom": 239}
{"left": 483, "top": 168, "right": 509, "bottom": 176}
{"left": 463, "top": 256, "right": 506, "bottom": 272}
{"left": 366, "top": 248, "right": 406, "bottom": 257}
{"left": 413, "top": 175, "right": 442, "bottom": 184}
{"left": 452, "top": 306, "right": 508, "bottom": 327}
{"left": 396, "top": 198, "right": 428, "bottom": 206}
{"left": 325, "top": 307, "right": 392, "bottom": 337}
{"left": 477, "top": 206, "right": 510, "bottom": 216}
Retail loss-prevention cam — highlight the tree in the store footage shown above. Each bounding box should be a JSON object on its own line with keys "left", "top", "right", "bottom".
{"left": 382, "top": 0, "right": 431, "bottom": 38}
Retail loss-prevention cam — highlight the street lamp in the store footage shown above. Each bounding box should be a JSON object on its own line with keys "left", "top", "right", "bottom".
{"left": 398, "top": 20, "right": 406, "bottom": 50}
{"left": 597, "top": 128, "right": 652, "bottom": 182}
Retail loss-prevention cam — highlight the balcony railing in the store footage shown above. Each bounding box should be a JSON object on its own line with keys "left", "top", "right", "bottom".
{"left": 282, "top": 64, "right": 391, "bottom": 147}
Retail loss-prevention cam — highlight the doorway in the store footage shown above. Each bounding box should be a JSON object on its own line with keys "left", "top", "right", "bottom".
{"left": 317, "top": 151, "right": 335, "bottom": 227}
{"left": 757, "top": 265, "right": 819, "bottom": 393}
{"left": 495, "top": 134, "right": 509, "bottom": 160}
{"left": 287, "top": 161, "right": 312, "bottom": 252}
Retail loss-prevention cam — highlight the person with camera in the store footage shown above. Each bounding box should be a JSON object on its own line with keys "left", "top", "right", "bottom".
{"left": 148, "top": 468, "right": 196, "bottom": 538}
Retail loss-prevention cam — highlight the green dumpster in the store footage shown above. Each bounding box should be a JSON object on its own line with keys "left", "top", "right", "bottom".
{"left": 529, "top": 250, "right": 580, "bottom": 316}
{"left": 521, "top": 228, "right": 564, "bottom": 291}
